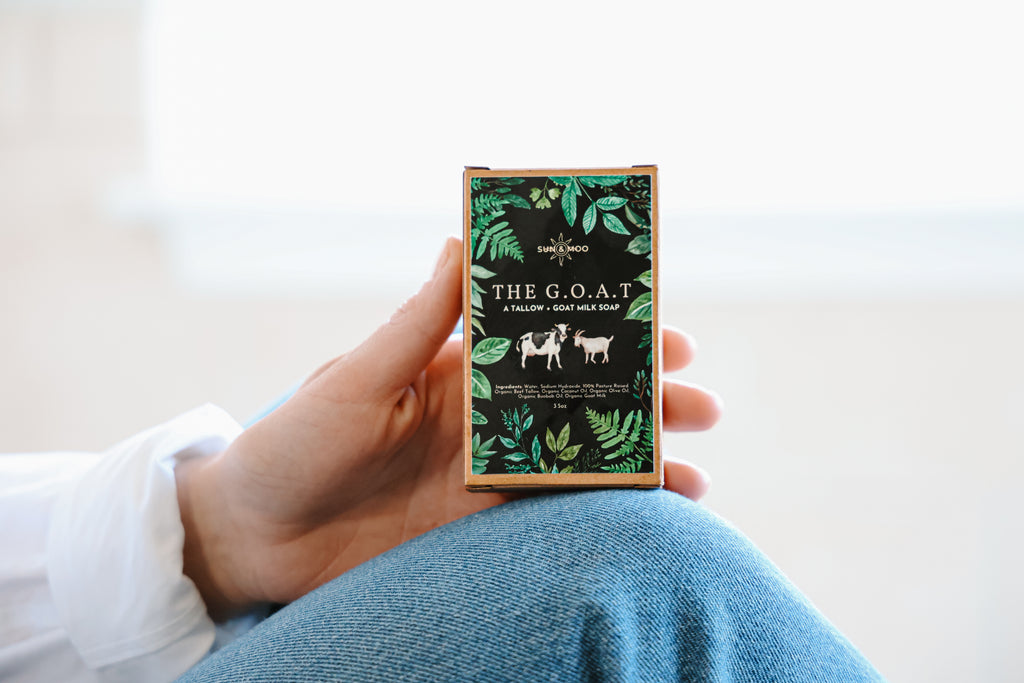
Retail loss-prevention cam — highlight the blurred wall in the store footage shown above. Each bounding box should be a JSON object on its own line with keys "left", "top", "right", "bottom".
{"left": 1, "top": 3, "right": 1022, "bottom": 682}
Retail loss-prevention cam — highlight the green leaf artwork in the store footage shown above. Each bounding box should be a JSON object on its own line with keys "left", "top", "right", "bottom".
{"left": 582, "top": 203, "right": 598, "bottom": 234}
{"left": 557, "top": 444, "right": 582, "bottom": 462}
{"left": 471, "top": 265, "right": 497, "bottom": 280}
{"left": 471, "top": 433, "right": 498, "bottom": 475}
{"left": 586, "top": 175, "right": 628, "bottom": 186}
{"left": 472, "top": 337, "right": 511, "bottom": 365}
{"left": 585, "top": 407, "right": 654, "bottom": 472}
{"left": 471, "top": 369, "right": 492, "bottom": 400}
{"left": 625, "top": 292, "right": 653, "bottom": 322}
{"left": 555, "top": 422, "right": 570, "bottom": 451}
{"left": 625, "top": 205, "right": 649, "bottom": 229}
{"left": 596, "top": 196, "right": 628, "bottom": 211}
{"left": 602, "top": 212, "right": 630, "bottom": 235}
{"left": 626, "top": 234, "right": 652, "bottom": 256}
{"left": 561, "top": 183, "right": 578, "bottom": 227}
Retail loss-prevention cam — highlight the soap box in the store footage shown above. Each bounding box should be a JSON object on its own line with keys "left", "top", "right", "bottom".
{"left": 464, "top": 166, "right": 661, "bottom": 490}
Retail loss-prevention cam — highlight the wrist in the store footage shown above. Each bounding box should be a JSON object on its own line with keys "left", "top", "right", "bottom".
{"left": 176, "top": 454, "right": 258, "bottom": 620}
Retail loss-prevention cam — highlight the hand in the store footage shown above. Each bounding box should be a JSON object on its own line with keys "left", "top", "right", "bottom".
{"left": 176, "top": 237, "right": 722, "bottom": 618}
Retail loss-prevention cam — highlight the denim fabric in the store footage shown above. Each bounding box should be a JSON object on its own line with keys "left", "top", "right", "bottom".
{"left": 178, "top": 489, "right": 884, "bottom": 682}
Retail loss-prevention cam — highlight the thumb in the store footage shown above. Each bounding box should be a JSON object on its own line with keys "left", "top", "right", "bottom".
{"left": 328, "top": 237, "right": 463, "bottom": 399}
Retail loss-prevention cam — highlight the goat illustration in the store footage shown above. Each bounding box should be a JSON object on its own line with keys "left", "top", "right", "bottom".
{"left": 573, "top": 330, "right": 614, "bottom": 364}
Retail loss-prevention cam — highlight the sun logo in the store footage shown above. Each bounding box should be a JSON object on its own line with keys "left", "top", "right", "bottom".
{"left": 549, "top": 233, "right": 573, "bottom": 266}
{"left": 536, "top": 233, "right": 589, "bottom": 265}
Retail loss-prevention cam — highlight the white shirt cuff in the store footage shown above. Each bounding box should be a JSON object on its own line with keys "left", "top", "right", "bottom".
{"left": 46, "top": 404, "right": 243, "bottom": 681}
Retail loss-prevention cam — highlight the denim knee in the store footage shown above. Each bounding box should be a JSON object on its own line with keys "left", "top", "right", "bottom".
{"left": 180, "top": 489, "right": 883, "bottom": 682}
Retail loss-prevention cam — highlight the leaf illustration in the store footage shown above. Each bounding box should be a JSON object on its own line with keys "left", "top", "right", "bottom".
{"left": 531, "top": 435, "right": 542, "bottom": 463}
{"left": 555, "top": 422, "right": 570, "bottom": 452}
{"left": 600, "top": 454, "right": 651, "bottom": 474}
{"left": 625, "top": 292, "right": 653, "bottom": 322}
{"left": 582, "top": 203, "right": 598, "bottom": 234}
{"left": 473, "top": 194, "right": 509, "bottom": 217}
{"left": 471, "top": 410, "right": 488, "bottom": 425}
{"left": 635, "top": 270, "right": 652, "bottom": 288}
{"left": 625, "top": 205, "right": 649, "bottom": 228}
{"left": 557, "top": 444, "right": 582, "bottom": 461}
{"left": 471, "top": 265, "right": 497, "bottom": 279}
{"left": 626, "top": 234, "right": 651, "bottom": 255}
{"left": 474, "top": 218, "right": 524, "bottom": 262}
{"left": 602, "top": 212, "right": 630, "bottom": 235}
{"left": 585, "top": 408, "right": 647, "bottom": 462}
{"left": 504, "top": 452, "right": 528, "bottom": 462}
{"left": 499, "top": 435, "right": 518, "bottom": 449}
{"left": 561, "top": 184, "right": 578, "bottom": 226}
{"left": 529, "top": 187, "right": 543, "bottom": 202}
{"left": 545, "top": 428, "right": 557, "bottom": 454}
{"left": 523, "top": 414, "right": 534, "bottom": 432}
{"left": 549, "top": 176, "right": 575, "bottom": 185}
{"left": 505, "top": 194, "right": 531, "bottom": 210}
{"left": 596, "top": 196, "right": 628, "bottom": 210}
{"left": 588, "top": 175, "right": 627, "bottom": 186}
{"left": 471, "top": 369, "right": 492, "bottom": 400}
{"left": 473, "top": 435, "right": 497, "bottom": 457}
{"left": 547, "top": 187, "right": 561, "bottom": 200}
{"left": 472, "top": 337, "right": 511, "bottom": 365}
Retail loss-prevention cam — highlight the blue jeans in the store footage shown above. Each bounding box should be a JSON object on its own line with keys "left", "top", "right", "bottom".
{"left": 177, "top": 489, "right": 884, "bottom": 682}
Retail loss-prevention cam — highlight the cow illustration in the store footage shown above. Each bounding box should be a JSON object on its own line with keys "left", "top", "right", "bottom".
{"left": 516, "top": 324, "right": 570, "bottom": 370}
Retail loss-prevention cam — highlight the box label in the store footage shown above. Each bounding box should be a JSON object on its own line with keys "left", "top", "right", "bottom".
{"left": 467, "top": 170, "right": 658, "bottom": 484}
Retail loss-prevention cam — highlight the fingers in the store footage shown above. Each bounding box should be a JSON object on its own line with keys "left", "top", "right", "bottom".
{"left": 662, "top": 379, "right": 722, "bottom": 431}
{"left": 662, "top": 326, "right": 696, "bottom": 372}
{"left": 664, "top": 458, "right": 712, "bottom": 501}
{"left": 322, "top": 237, "right": 463, "bottom": 400}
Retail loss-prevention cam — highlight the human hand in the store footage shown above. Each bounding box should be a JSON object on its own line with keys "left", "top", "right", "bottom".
{"left": 175, "top": 237, "right": 721, "bottom": 618}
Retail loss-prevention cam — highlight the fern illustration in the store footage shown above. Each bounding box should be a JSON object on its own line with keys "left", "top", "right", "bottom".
{"left": 586, "top": 408, "right": 654, "bottom": 472}
{"left": 602, "top": 455, "right": 650, "bottom": 474}
{"left": 475, "top": 191, "right": 529, "bottom": 216}
{"left": 471, "top": 211, "right": 524, "bottom": 263}
{"left": 469, "top": 178, "right": 532, "bottom": 264}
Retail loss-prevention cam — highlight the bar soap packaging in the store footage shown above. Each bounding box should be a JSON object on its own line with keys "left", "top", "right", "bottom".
{"left": 464, "top": 166, "right": 660, "bottom": 490}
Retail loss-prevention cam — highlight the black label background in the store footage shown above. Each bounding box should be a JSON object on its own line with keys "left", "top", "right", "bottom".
{"left": 470, "top": 175, "right": 654, "bottom": 475}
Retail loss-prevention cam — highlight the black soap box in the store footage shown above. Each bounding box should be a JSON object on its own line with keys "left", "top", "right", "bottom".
{"left": 464, "top": 166, "right": 661, "bottom": 490}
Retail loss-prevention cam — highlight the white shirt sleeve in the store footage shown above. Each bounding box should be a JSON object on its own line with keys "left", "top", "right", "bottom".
{"left": 0, "top": 405, "right": 244, "bottom": 683}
